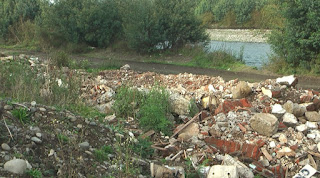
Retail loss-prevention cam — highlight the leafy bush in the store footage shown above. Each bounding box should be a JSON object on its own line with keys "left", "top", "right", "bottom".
{"left": 131, "top": 138, "right": 153, "bottom": 158}
{"left": 269, "top": 0, "right": 320, "bottom": 70}
{"left": 50, "top": 51, "right": 71, "bottom": 68}
{"left": 38, "top": 0, "right": 121, "bottom": 49}
{"left": 138, "top": 87, "right": 172, "bottom": 135}
{"left": 113, "top": 86, "right": 144, "bottom": 118}
{"left": 234, "top": 0, "right": 255, "bottom": 24}
{"left": 121, "top": 0, "right": 208, "bottom": 53}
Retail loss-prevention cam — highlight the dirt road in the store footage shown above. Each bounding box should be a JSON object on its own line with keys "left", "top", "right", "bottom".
{"left": 1, "top": 48, "right": 320, "bottom": 90}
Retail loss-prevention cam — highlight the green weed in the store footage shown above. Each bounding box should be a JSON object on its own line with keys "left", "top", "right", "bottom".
{"left": 12, "top": 108, "right": 29, "bottom": 124}
{"left": 94, "top": 145, "right": 114, "bottom": 162}
{"left": 189, "top": 98, "right": 199, "bottom": 117}
{"left": 57, "top": 134, "right": 69, "bottom": 144}
{"left": 26, "top": 169, "right": 43, "bottom": 178}
{"left": 131, "top": 138, "right": 153, "bottom": 158}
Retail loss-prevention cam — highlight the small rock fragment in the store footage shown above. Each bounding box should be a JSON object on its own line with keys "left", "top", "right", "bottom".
{"left": 1, "top": 143, "right": 11, "bottom": 151}
{"left": 232, "top": 81, "right": 252, "bottom": 99}
{"left": 305, "top": 111, "right": 320, "bottom": 122}
{"left": 79, "top": 142, "right": 90, "bottom": 149}
{"left": 282, "top": 113, "right": 298, "bottom": 126}
{"left": 250, "top": 113, "right": 279, "bottom": 136}
{"left": 31, "top": 137, "right": 42, "bottom": 144}
{"left": 4, "top": 159, "right": 28, "bottom": 174}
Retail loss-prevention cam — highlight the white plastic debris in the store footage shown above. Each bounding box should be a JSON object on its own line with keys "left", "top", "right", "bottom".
{"left": 276, "top": 75, "right": 298, "bottom": 86}
{"left": 293, "top": 164, "right": 317, "bottom": 178}
{"left": 207, "top": 165, "right": 239, "bottom": 178}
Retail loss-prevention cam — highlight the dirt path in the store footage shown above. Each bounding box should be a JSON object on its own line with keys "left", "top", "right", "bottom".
{"left": 2, "top": 48, "right": 320, "bottom": 90}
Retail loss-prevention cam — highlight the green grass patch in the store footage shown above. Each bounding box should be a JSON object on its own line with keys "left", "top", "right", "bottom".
{"left": 94, "top": 145, "right": 114, "bottom": 162}
{"left": 26, "top": 169, "right": 43, "bottom": 178}
{"left": 131, "top": 138, "right": 154, "bottom": 158}
{"left": 12, "top": 108, "right": 29, "bottom": 124}
{"left": 57, "top": 134, "right": 69, "bottom": 144}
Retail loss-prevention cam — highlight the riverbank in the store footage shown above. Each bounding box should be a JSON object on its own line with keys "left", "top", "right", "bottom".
{"left": 206, "top": 29, "right": 271, "bottom": 43}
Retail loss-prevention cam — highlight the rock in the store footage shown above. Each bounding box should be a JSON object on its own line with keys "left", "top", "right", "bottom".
{"left": 276, "top": 147, "right": 295, "bottom": 158}
{"left": 317, "top": 143, "right": 320, "bottom": 153}
{"left": 296, "top": 124, "right": 308, "bottom": 132}
{"left": 120, "top": 64, "right": 130, "bottom": 70}
{"left": 4, "top": 105, "right": 13, "bottom": 110}
{"left": 282, "top": 113, "right": 298, "bottom": 126}
{"left": 30, "top": 101, "right": 36, "bottom": 107}
{"left": 232, "top": 81, "right": 252, "bottom": 99}
{"left": 36, "top": 133, "right": 42, "bottom": 138}
{"left": 178, "top": 123, "right": 199, "bottom": 141}
{"left": 96, "top": 101, "right": 114, "bottom": 114}
{"left": 249, "top": 113, "right": 279, "bottom": 136}
{"left": 305, "top": 111, "right": 320, "bottom": 122}
{"left": 283, "top": 101, "right": 306, "bottom": 117}
{"left": 207, "top": 165, "right": 238, "bottom": 178}
{"left": 279, "top": 134, "right": 288, "bottom": 144}
{"left": 79, "top": 142, "right": 90, "bottom": 149}
{"left": 262, "top": 87, "right": 272, "bottom": 98}
{"left": 276, "top": 75, "right": 298, "bottom": 87}
{"left": 105, "top": 114, "right": 117, "bottom": 123}
{"left": 169, "top": 93, "right": 190, "bottom": 116}
{"left": 31, "top": 137, "right": 42, "bottom": 144}
{"left": 305, "top": 121, "right": 317, "bottom": 129}
{"left": 271, "top": 104, "right": 286, "bottom": 114}
{"left": 4, "top": 159, "right": 28, "bottom": 174}
{"left": 201, "top": 95, "right": 218, "bottom": 109}
{"left": 1, "top": 143, "right": 11, "bottom": 151}
{"left": 269, "top": 141, "right": 276, "bottom": 148}
{"left": 39, "top": 107, "right": 46, "bottom": 112}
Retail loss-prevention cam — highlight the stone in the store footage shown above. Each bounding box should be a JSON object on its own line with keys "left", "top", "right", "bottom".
{"left": 96, "top": 101, "right": 114, "bottom": 114}
{"left": 261, "top": 87, "right": 272, "bottom": 98}
{"left": 305, "top": 121, "right": 317, "bottom": 129}
{"left": 317, "top": 143, "right": 320, "bottom": 153}
{"left": 36, "top": 133, "right": 42, "bottom": 138}
{"left": 39, "top": 107, "right": 46, "bottom": 112}
{"left": 305, "top": 111, "right": 320, "bottom": 122}
{"left": 271, "top": 104, "right": 286, "bottom": 114}
{"left": 276, "top": 147, "right": 295, "bottom": 158}
{"left": 201, "top": 95, "right": 218, "bottom": 109}
{"left": 269, "top": 141, "right": 276, "bottom": 148}
{"left": 31, "top": 137, "right": 42, "bottom": 144}
{"left": 276, "top": 75, "right": 298, "bottom": 87}
{"left": 282, "top": 113, "right": 298, "bottom": 126}
{"left": 296, "top": 124, "right": 308, "bottom": 132}
{"left": 279, "top": 134, "right": 288, "bottom": 144}
{"left": 79, "top": 142, "right": 90, "bottom": 149}
{"left": 249, "top": 113, "right": 279, "bottom": 136}
{"left": 30, "top": 101, "right": 36, "bottom": 107}
{"left": 283, "top": 101, "right": 306, "bottom": 117}
{"left": 4, "top": 159, "right": 28, "bottom": 174}
{"left": 232, "top": 81, "right": 252, "bottom": 99}
{"left": 207, "top": 165, "right": 238, "bottom": 178}
{"left": 120, "top": 64, "right": 130, "bottom": 70}
{"left": 178, "top": 123, "right": 199, "bottom": 141}
{"left": 4, "top": 105, "right": 13, "bottom": 110}
{"left": 1, "top": 143, "right": 11, "bottom": 151}
{"left": 169, "top": 93, "right": 190, "bottom": 116}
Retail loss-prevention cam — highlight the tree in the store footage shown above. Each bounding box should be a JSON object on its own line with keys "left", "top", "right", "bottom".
{"left": 121, "top": 0, "right": 208, "bottom": 53}
{"left": 269, "top": 0, "right": 320, "bottom": 69}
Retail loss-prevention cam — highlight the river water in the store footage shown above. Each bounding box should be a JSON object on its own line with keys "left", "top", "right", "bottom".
{"left": 206, "top": 41, "right": 273, "bottom": 68}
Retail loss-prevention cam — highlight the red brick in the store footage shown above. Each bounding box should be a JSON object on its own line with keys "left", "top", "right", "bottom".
{"left": 262, "top": 106, "right": 272, "bottom": 113}
{"left": 252, "top": 146, "right": 260, "bottom": 160}
{"left": 245, "top": 144, "right": 255, "bottom": 158}
{"left": 242, "top": 143, "right": 249, "bottom": 155}
{"left": 313, "top": 90, "right": 320, "bottom": 95}
{"left": 290, "top": 144, "right": 298, "bottom": 151}
{"left": 235, "top": 143, "right": 241, "bottom": 152}
{"left": 278, "top": 122, "right": 287, "bottom": 130}
{"left": 239, "top": 98, "right": 252, "bottom": 107}
{"left": 229, "top": 141, "right": 237, "bottom": 153}
{"left": 200, "top": 131, "right": 209, "bottom": 136}
{"left": 300, "top": 95, "right": 312, "bottom": 103}
{"left": 256, "top": 139, "right": 266, "bottom": 147}
{"left": 272, "top": 90, "right": 282, "bottom": 98}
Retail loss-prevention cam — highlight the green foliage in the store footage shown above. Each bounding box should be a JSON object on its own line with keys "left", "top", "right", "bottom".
{"left": 269, "top": 0, "right": 320, "bottom": 71}
{"left": 213, "top": 0, "right": 234, "bottom": 21}
{"left": 131, "top": 138, "right": 153, "bottom": 158}
{"left": 57, "top": 134, "right": 69, "bottom": 144}
{"left": 189, "top": 98, "right": 199, "bottom": 117}
{"left": 188, "top": 46, "right": 244, "bottom": 70}
{"left": 12, "top": 108, "right": 29, "bottom": 124}
{"left": 50, "top": 51, "right": 71, "bottom": 68}
{"left": 26, "top": 169, "right": 43, "bottom": 178}
{"left": 138, "top": 87, "right": 172, "bottom": 135}
{"left": 113, "top": 86, "right": 144, "bottom": 118}
{"left": 94, "top": 145, "right": 114, "bottom": 162}
{"left": 0, "top": 0, "right": 40, "bottom": 41}
{"left": 38, "top": 0, "right": 121, "bottom": 49}
{"left": 121, "top": 0, "right": 208, "bottom": 53}
{"left": 234, "top": 0, "right": 255, "bottom": 24}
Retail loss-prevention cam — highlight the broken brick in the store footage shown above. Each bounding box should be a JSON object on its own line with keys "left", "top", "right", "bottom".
{"left": 215, "top": 99, "right": 252, "bottom": 115}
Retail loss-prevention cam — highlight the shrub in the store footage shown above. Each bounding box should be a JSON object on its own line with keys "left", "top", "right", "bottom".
{"left": 50, "top": 51, "right": 71, "bottom": 68}
{"left": 121, "top": 0, "right": 208, "bottom": 53}
{"left": 138, "top": 87, "right": 172, "bottom": 135}
{"left": 113, "top": 86, "right": 144, "bottom": 118}
{"left": 131, "top": 138, "right": 153, "bottom": 158}
{"left": 94, "top": 145, "right": 113, "bottom": 162}
{"left": 269, "top": 0, "right": 320, "bottom": 70}
{"left": 234, "top": 0, "right": 255, "bottom": 24}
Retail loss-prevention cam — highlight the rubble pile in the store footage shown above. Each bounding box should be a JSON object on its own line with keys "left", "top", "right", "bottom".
{"left": 1, "top": 54, "right": 320, "bottom": 177}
